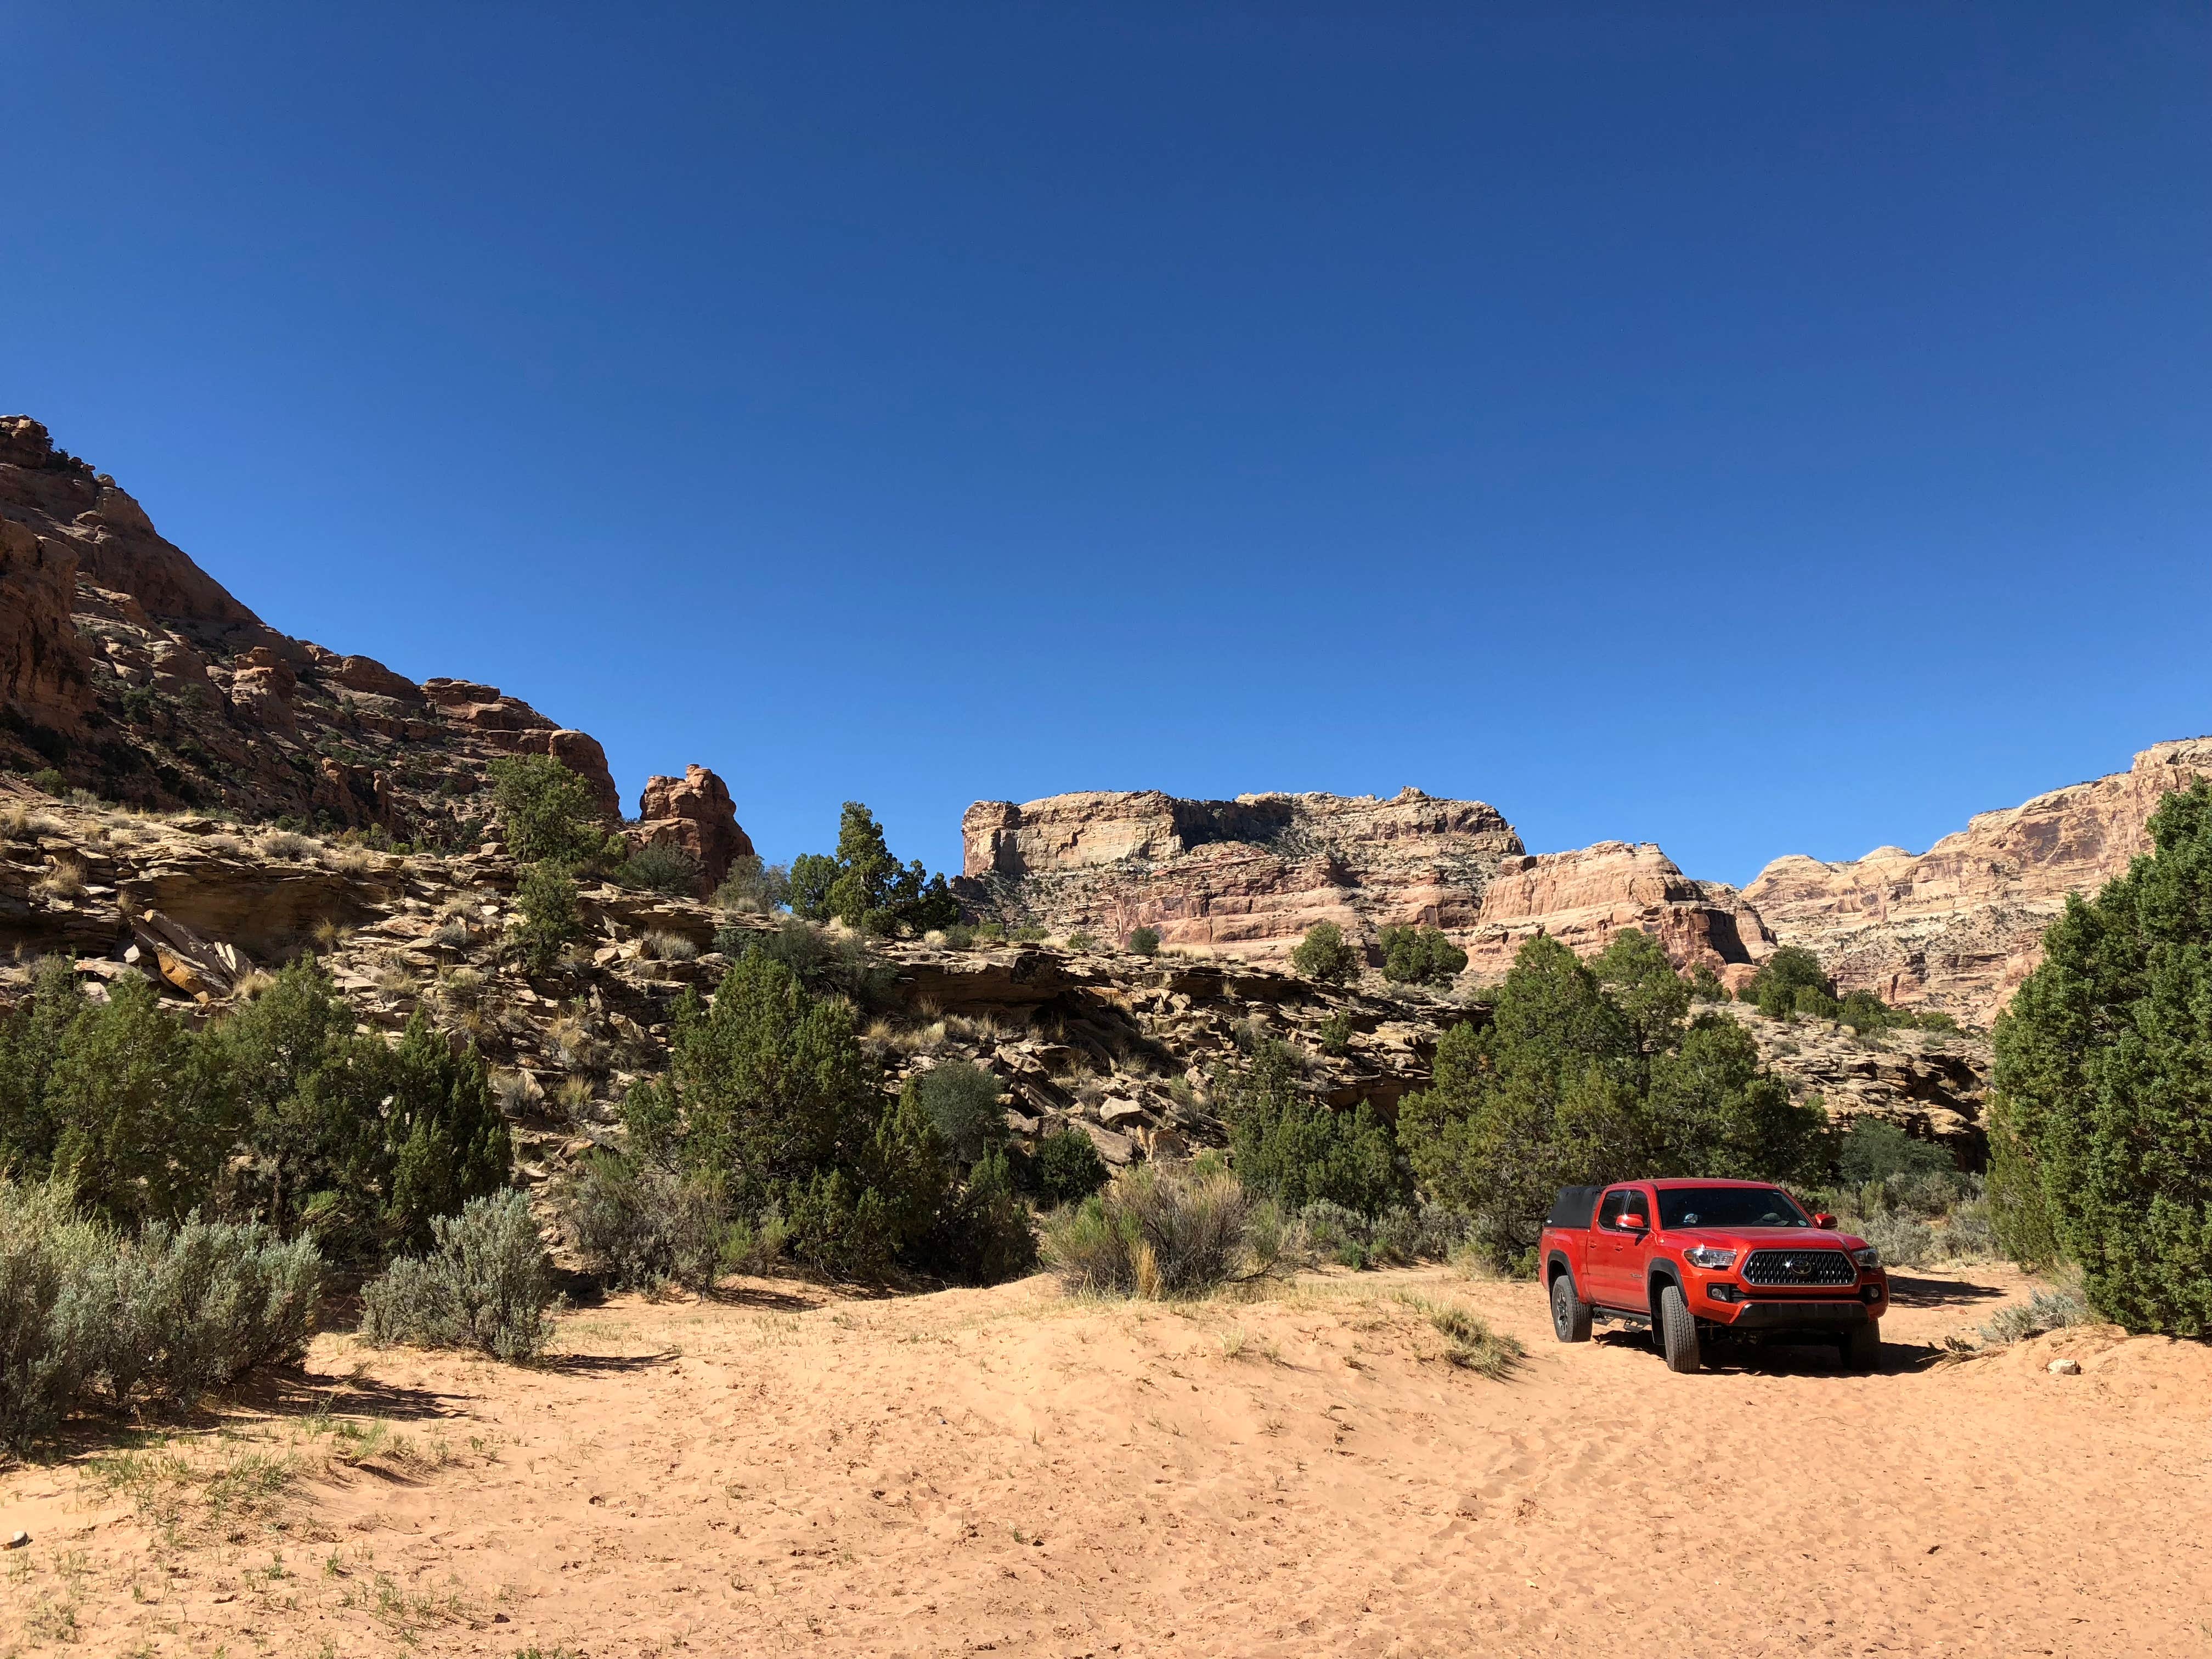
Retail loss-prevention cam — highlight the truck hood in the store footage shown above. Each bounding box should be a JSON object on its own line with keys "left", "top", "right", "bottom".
{"left": 1667, "top": 1226, "right": 1864, "bottom": 1251}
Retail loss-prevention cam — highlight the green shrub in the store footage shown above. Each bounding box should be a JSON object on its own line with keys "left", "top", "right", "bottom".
{"left": 1064, "top": 930, "right": 1097, "bottom": 951}
{"left": 1040, "top": 1162, "right": 1262, "bottom": 1298}
{"left": 1687, "top": 963, "right": 1728, "bottom": 1002}
{"left": 29, "top": 768, "right": 67, "bottom": 796}
{"left": 486, "top": 755, "right": 607, "bottom": 865}
{"left": 623, "top": 954, "right": 1029, "bottom": 1285}
{"left": 1290, "top": 921, "right": 1360, "bottom": 984}
{"left": 907, "top": 1062, "right": 1006, "bottom": 1167}
{"left": 1379, "top": 924, "right": 1466, "bottom": 986}
{"left": 1401, "top": 934, "right": 1827, "bottom": 1269}
{"left": 1989, "top": 781, "right": 2212, "bottom": 1331}
{"left": 713, "top": 854, "right": 792, "bottom": 914}
{"left": 1743, "top": 946, "right": 1832, "bottom": 1020}
{"left": 718, "top": 915, "right": 894, "bottom": 1005}
{"left": 1836, "top": 1118, "right": 1953, "bottom": 1186}
{"left": 512, "top": 861, "right": 582, "bottom": 968}
{"left": 361, "top": 1190, "right": 555, "bottom": 1363}
{"left": 939, "top": 923, "right": 976, "bottom": 949}
{"left": 619, "top": 841, "right": 702, "bottom": 897}
{"left": 1127, "top": 926, "right": 1161, "bottom": 957}
{"left": 788, "top": 802, "right": 959, "bottom": 936}
{"left": 1215, "top": 1038, "right": 1406, "bottom": 1216}
{"left": 1011, "top": 924, "right": 1048, "bottom": 943}
{"left": 1031, "top": 1128, "right": 1109, "bottom": 1207}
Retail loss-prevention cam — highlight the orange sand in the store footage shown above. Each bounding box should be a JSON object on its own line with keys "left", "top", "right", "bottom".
{"left": 3, "top": 1263, "right": 2208, "bottom": 1657}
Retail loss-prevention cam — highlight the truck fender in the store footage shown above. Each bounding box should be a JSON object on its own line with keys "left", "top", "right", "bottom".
{"left": 1645, "top": 1259, "right": 1684, "bottom": 1318}
{"left": 1544, "top": 1251, "right": 1582, "bottom": 1301}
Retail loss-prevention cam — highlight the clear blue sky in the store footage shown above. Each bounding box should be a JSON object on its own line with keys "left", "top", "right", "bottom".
{"left": 6, "top": 4, "right": 2207, "bottom": 884}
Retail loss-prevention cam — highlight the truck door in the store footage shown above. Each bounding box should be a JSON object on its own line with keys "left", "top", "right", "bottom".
{"left": 1590, "top": 1188, "right": 1642, "bottom": 1307}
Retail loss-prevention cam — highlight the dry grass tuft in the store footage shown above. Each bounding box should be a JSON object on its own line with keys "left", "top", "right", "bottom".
{"left": 1391, "top": 1290, "right": 1526, "bottom": 1379}
{"left": 31, "top": 857, "right": 87, "bottom": 901}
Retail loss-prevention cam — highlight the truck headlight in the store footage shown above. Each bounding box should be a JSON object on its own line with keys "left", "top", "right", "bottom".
{"left": 1684, "top": 1245, "right": 1737, "bottom": 1270}
{"left": 1851, "top": 1246, "right": 1880, "bottom": 1269}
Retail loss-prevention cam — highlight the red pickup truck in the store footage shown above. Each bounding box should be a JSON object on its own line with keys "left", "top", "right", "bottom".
{"left": 1540, "top": 1178, "right": 1889, "bottom": 1374}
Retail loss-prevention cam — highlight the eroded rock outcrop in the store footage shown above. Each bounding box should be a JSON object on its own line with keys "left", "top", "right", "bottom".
{"left": 634, "top": 764, "right": 754, "bottom": 891}
{"left": 0, "top": 414, "right": 621, "bottom": 838}
{"left": 955, "top": 787, "right": 1526, "bottom": 963}
{"left": 1465, "top": 841, "right": 1775, "bottom": 984}
{"left": 1744, "top": 737, "right": 2212, "bottom": 1025}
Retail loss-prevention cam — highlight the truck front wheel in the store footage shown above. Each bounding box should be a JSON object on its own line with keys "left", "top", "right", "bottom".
{"left": 1842, "top": 1321, "right": 1881, "bottom": 1373}
{"left": 1549, "top": 1272, "right": 1592, "bottom": 1343}
{"left": 1657, "top": 1283, "right": 1701, "bottom": 1374}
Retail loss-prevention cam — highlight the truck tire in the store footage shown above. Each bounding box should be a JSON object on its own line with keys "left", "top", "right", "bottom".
{"left": 1657, "top": 1283, "right": 1701, "bottom": 1374}
{"left": 1549, "top": 1272, "right": 1592, "bottom": 1343}
{"left": 1842, "top": 1321, "right": 1881, "bottom": 1373}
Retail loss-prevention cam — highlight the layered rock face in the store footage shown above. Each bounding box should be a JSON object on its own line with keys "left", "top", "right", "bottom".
{"left": 634, "top": 763, "right": 755, "bottom": 891}
{"left": 1465, "top": 842, "right": 1774, "bottom": 984}
{"left": 1744, "top": 737, "right": 2212, "bottom": 1026}
{"left": 955, "top": 787, "right": 1527, "bottom": 963}
{"left": 0, "top": 415, "right": 623, "bottom": 840}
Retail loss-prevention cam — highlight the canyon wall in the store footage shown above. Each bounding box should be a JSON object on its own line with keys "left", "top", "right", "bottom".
{"left": 0, "top": 414, "right": 686, "bottom": 844}
{"left": 1464, "top": 842, "right": 1774, "bottom": 985}
{"left": 955, "top": 787, "right": 1525, "bottom": 963}
{"left": 1743, "top": 737, "right": 2212, "bottom": 1025}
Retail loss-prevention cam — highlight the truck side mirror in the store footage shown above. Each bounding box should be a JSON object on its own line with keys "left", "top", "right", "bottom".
{"left": 1813, "top": 1211, "right": 1837, "bottom": 1228}
{"left": 1620, "top": 1211, "right": 1647, "bottom": 1232}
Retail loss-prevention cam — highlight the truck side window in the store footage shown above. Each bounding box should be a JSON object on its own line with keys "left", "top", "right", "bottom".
{"left": 1598, "top": 1190, "right": 1633, "bottom": 1232}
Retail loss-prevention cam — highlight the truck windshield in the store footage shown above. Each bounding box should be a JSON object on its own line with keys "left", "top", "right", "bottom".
{"left": 1657, "top": 1188, "right": 1809, "bottom": 1229}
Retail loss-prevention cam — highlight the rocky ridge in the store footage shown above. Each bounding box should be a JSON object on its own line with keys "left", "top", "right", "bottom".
{"left": 0, "top": 415, "right": 621, "bottom": 840}
{"left": 1742, "top": 737, "right": 2212, "bottom": 1025}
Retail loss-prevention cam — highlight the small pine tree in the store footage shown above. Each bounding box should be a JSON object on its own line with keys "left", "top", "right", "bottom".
{"left": 486, "top": 755, "right": 606, "bottom": 864}
{"left": 1290, "top": 921, "right": 1361, "bottom": 984}
{"left": 513, "top": 861, "right": 582, "bottom": 967}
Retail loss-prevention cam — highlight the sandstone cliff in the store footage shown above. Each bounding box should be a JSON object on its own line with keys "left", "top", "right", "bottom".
{"left": 955, "top": 787, "right": 1526, "bottom": 963}
{"left": 1743, "top": 737, "right": 2212, "bottom": 1026}
{"left": 1465, "top": 841, "right": 1774, "bottom": 985}
{"left": 0, "top": 415, "right": 630, "bottom": 840}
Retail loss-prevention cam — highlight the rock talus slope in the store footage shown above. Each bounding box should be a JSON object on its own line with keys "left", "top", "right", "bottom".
{"left": 1745, "top": 737, "right": 2212, "bottom": 1025}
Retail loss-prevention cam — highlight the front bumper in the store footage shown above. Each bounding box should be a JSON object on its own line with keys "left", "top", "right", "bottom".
{"left": 1711, "top": 1298, "right": 1874, "bottom": 1331}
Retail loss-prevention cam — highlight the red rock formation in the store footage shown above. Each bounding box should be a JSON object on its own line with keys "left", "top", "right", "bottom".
{"left": 955, "top": 787, "right": 1525, "bottom": 963}
{"left": 0, "top": 516, "right": 93, "bottom": 731}
{"left": 0, "top": 413, "right": 619, "bottom": 834}
{"left": 1465, "top": 842, "right": 1774, "bottom": 983}
{"left": 1743, "top": 737, "right": 2212, "bottom": 1025}
{"left": 635, "top": 764, "right": 755, "bottom": 890}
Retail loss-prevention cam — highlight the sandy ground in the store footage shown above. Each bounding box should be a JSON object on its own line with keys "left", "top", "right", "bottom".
{"left": 3, "top": 1262, "right": 2210, "bottom": 1658}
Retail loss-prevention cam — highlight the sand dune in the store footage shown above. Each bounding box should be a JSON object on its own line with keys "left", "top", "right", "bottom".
{"left": 4, "top": 1264, "right": 2209, "bottom": 1657}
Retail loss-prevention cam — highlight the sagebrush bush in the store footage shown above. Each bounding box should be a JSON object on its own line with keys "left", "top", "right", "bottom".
{"left": 640, "top": 929, "right": 699, "bottom": 962}
{"left": 1040, "top": 1163, "right": 1263, "bottom": 1298}
{"left": 0, "top": 1182, "right": 322, "bottom": 1448}
{"left": 1854, "top": 1210, "right": 1934, "bottom": 1269}
{"left": 362, "top": 1190, "right": 555, "bottom": 1363}
{"left": 556, "top": 1156, "right": 777, "bottom": 1294}
{"left": 1979, "top": 1289, "right": 2089, "bottom": 1346}
{"left": 1127, "top": 926, "right": 1161, "bottom": 957}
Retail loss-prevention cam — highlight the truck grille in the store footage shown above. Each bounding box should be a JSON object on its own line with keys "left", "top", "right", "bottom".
{"left": 1741, "top": 1249, "right": 1855, "bottom": 1287}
